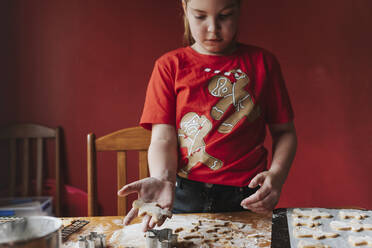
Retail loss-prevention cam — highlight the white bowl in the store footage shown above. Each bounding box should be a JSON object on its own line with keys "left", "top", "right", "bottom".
{"left": 0, "top": 216, "right": 62, "bottom": 248}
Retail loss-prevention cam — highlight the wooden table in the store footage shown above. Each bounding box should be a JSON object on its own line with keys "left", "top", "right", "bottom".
{"left": 61, "top": 211, "right": 272, "bottom": 248}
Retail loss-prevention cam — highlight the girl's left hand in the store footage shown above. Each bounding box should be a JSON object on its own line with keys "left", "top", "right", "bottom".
{"left": 240, "top": 170, "right": 284, "bottom": 214}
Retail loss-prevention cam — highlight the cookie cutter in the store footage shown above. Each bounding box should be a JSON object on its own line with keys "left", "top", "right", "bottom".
{"left": 0, "top": 217, "right": 27, "bottom": 238}
{"left": 78, "top": 232, "right": 106, "bottom": 248}
{"left": 145, "top": 228, "right": 178, "bottom": 248}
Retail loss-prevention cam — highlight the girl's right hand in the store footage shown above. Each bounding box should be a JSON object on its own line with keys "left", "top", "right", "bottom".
{"left": 117, "top": 177, "right": 175, "bottom": 231}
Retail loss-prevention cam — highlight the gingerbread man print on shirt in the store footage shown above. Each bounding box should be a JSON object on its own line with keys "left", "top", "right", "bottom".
{"left": 178, "top": 112, "right": 223, "bottom": 177}
{"left": 207, "top": 69, "right": 261, "bottom": 133}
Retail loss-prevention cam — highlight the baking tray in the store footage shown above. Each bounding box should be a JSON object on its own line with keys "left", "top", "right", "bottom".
{"left": 271, "top": 207, "right": 372, "bottom": 248}
{"left": 271, "top": 208, "right": 290, "bottom": 248}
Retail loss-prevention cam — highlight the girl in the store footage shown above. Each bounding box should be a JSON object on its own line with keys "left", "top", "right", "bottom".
{"left": 118, "top": 0, "right": 297, "bottom": 231}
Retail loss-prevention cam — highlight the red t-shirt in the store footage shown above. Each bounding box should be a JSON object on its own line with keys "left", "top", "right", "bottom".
{"left": 140, "top": 43, "right": 294, "bottom": 187}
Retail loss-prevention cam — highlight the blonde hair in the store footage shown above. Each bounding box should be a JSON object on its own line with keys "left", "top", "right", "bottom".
{"left": 182, "top": 0, "right": 241, "bottom": 46}
{"left": 183, "top": 7, "right": 195, "bottom": 46}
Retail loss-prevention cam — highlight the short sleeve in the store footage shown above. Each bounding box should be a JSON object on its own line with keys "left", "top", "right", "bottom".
{"left": 264, "top": 54, "right": 294, "bottom": 124}
{"left": 140, "top": 59, "right": 176, "bottom": 130}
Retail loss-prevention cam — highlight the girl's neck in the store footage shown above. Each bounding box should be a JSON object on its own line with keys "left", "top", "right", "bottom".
{"left": 191, "top": 41, "right": 239, "bottom": 56}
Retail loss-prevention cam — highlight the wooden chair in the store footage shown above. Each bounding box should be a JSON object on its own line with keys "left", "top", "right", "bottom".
{"left": 87, "top": 126, "right": 151, "bottom": 216}
{"left": 0, "top": 123, "right": 61, "bottom": 216}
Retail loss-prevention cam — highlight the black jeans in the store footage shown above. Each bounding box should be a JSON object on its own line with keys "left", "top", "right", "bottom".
{"left": 172, "top": 176, "right": 259, "bottom": 214}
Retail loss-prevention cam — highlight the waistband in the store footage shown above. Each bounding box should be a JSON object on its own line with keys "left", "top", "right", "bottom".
{"left": 176, "top": 175, "right": 250, "bottom": 191}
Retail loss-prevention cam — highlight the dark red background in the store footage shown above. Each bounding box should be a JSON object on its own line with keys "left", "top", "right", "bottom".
{"left": 1, "top": 0, "right": 371, "bottom": 216}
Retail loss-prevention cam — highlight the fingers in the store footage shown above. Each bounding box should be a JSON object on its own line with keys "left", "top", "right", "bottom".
{"left": 243, "top": 195, "right": 275, "bottom": 212}
{"left": 141, "top": 215, "right": 151, "bottom": 232}
{"left": 242, "top": 190, "right": 279, "bottom": 213}
{"left": 143, "top": 215, "right": 168, "bottom": 231}
{"left": 125, "top": 208, "right": 166, "bottom": 231}
{"left": 248, "top": 172, "right": 267, "bottom": 188}
{"left": 148, "top": 218, "right": 156, "bottom": 229}
{"left": 118, "top": 180, "right": 142, "bottom": 197}
{"left": 243, "top": 171, "right": 283, "bottom": 214}
{"left": 123, "top": 207, "right": 139, "bottom": 225}
{"left": 241, "top": 185, "right": 271, "bottom": 206}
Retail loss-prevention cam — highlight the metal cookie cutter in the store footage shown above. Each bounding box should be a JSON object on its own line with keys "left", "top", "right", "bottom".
{"left": 145, "top": 228, "right": 178, "bottom": 248}
{"left": 0, "top": 217, "right": 27, "bottom": 238}
{"left": 78, "top": 232, "right": 106, "bottom": 248}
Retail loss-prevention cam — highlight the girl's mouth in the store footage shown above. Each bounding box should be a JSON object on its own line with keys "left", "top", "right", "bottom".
{"left": 205, "top": 39, "right": 223, "bottom": 43}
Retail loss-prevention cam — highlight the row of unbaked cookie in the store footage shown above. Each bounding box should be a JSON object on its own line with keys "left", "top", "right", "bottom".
{"left": 292, "top": 208, "right": 371, "bottom": 248}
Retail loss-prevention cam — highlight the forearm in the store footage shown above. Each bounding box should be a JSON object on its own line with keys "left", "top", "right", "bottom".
{"left": 269, "top": 126, "right": 297, "bottom": 185}
{"left": 148, "top": 125, "right": 178, "bottom": 183}
{"left": 241, "top": 123, "right": 297, "bottom": 212}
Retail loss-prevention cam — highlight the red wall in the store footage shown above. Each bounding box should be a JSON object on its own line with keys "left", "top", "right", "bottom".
{"left": 2, "top": 0, "right": 372, "bottom": 216}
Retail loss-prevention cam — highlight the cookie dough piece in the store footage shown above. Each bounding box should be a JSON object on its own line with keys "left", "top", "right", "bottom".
{"left": 183, "top": 234, "right": 204, "bottom": 240}
{"left": 217, "top": 228, "right": 231, "bottom": 235}
{"left": 364, "top": 223, "right": 372, "bottom": 230}
{"left": 348, "top": 235, "right": 372, "bottom": 246}
{"left": 340, "top": 211, "right": 368, "bottom": 220}
{"left": 298, "top": 240, "right": 330, "bottom": 248}
{"left": 292, "top": 209, "right": 333, "bottom": 220}
{"left": 189, "top": 226, "right": 200, "bottom": 232}
{"left": 293, "top": 218, "right": 322, "bottom": 228}
{"left": 214, "top": 221, "right": 230, "bottom": 228}
{"left": 330, "top": 220, "right": 364, "bottom": 232}
{"left": 231, "top": 222, "right": 245, "bottom": 229}
{"left": 132, "top": 199, "right": 172, "bottom": 222}
{"left": 205, "top": 227, "right": 219, "bottom": 233}
{"left": 293, "top": 227, "right": 339, "bottom": 240}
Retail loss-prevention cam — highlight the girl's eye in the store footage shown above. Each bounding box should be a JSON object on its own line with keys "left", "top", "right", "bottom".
{"left": 194, "top": 15, "right": 206, "bottom": 20}
{"left": 219, "top": 13, "right": 233, "bottom": 20}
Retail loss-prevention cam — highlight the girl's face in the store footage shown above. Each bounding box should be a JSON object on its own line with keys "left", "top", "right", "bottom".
{"left": 183, "top": 0, "right": 240, "bottom": 55}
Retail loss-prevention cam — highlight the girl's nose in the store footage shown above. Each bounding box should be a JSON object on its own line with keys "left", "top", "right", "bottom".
{"left": 207, "top": 18, "right": 220, "bottom": 33}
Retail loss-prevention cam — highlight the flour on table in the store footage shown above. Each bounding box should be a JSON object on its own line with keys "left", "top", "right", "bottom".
{"left": 109, "top": 215, "right": 270, "bottom": 248}
{"left": 63, "top": 241, "right": 79, "bottom": 248}
{"left": 79, "top": 224, "right": 111, "bottom": 236}
{"left": 111, "top": 219, "right": 124, "bottom": 226}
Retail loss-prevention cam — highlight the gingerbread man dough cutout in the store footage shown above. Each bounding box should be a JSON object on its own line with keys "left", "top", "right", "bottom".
{"left": 292, "top": 209, "right": 333, "bottom": 220}
{"left": 132, "top": 199, "right": 172, "bottom": 222}
{"left": 330, "top": 220, "right": 372, "bottom": 232}
{"left": 339, "top": 211, "right": 369, "bottom": 220}
{"left": 298, "top": 240, "right": 330, "bottom": 248}
{"left": 293, "top": 227, "right": 339, "bottom": 240}
{"left": 208, "top": 69, "right": 260, "bottom": 133}
{"left": 348, "top": 235, "right": 372, "bottom": 246}
{"left": 293, "top": 218, "right": 322, "bottom": 228}
{"left": 178, "top": 112, "right": 223, "bottom": 177}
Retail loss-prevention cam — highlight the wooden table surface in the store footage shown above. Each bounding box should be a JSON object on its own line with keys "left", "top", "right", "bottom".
{"left": 61, "top": 211, "right": 272, "bottom": 248}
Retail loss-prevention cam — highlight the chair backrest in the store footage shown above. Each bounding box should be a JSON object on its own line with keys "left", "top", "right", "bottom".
{"left": 0, "top": 123, "right": 61, "bottom": 217}
{"left": 87, "top": 126, "right": 151, "bottom": 216}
